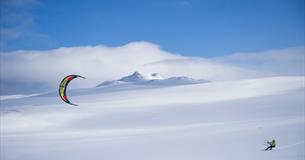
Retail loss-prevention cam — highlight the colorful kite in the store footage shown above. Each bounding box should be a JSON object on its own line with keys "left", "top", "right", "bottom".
{"left": 59, "top": 75, "right": 85, "bottom": 106}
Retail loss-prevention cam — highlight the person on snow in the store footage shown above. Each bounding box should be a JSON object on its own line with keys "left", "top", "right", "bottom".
{"left": 265, "top": 139, "right": 276, "bottom": 150}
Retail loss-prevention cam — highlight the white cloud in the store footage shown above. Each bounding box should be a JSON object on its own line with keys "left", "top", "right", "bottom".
{"left": 141, "top": 58, "right": 263, "bottom": 81}
{"left": 0, "top": 42, "right": 176, "bottom": 94}
{"left": 0, "top": 42, "right": 304, "bottom": 95}
{"left": 213, "top": 46, "right": 305, "bottom": 76}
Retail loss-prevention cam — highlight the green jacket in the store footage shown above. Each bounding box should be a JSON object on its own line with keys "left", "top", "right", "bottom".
{"left": 268, "top": 139, "right": 276, "bottom": 147}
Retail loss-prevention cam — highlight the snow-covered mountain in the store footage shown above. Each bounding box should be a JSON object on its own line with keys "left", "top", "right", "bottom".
{"left": 119, "top": 71, "right": 147, "bottom": 82}
{"left": 97, "top": 72, "right": 209, "bottom": 87}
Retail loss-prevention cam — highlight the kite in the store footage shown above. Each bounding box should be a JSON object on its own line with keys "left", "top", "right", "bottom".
{"left": 59, "top": 75, "right": 85, "bottom": 106}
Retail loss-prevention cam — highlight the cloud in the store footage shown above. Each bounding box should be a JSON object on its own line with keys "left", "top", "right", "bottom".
{"left": 213, "top": 46, "right": 305, "bottom": 76}
{"left": 141, "top": 58, "right": 263, "bottom": 81}
{"left": 0, "top": 42, "right": 176, "bottom": 94}
{"left": 0, "top": 42, "right": 304, "bottom": 95}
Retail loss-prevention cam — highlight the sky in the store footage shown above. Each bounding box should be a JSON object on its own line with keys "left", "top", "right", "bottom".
{"left": 0, "top": 0, "right": 304, "bottom": 57}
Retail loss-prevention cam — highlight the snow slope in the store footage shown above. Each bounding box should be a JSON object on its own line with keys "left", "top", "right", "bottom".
{"left": 0, "top": 94, "right": 40, "bottom": 101}
{"left": 0, "top": 76, "right": 304, "bottom": 160}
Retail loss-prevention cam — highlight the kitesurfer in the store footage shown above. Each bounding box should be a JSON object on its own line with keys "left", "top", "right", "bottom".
{"left": 265, "top": 139, "right": 276, "bottom": 150}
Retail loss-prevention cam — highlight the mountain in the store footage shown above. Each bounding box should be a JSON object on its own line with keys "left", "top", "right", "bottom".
{"left": 96, "top": 72, "right": 209, "bottom": 87}
{"left": 119, "top": 71, "right": 147, "bottom": 82}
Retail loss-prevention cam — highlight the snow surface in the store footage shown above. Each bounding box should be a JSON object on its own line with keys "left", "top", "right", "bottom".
{"left": 0, "top": 76, "right": 304, "bottom": 160}
{"left": 0, "top": 94, "right": 40, "bottom": 101}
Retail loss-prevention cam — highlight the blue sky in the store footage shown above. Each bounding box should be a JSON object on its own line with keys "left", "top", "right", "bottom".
{"left": 0, "top": 0, "right": 304, "bottom": 57}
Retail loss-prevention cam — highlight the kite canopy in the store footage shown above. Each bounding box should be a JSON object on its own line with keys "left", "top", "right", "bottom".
{"left": 59, "top": 75, "right": 85, "bottom": 106}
